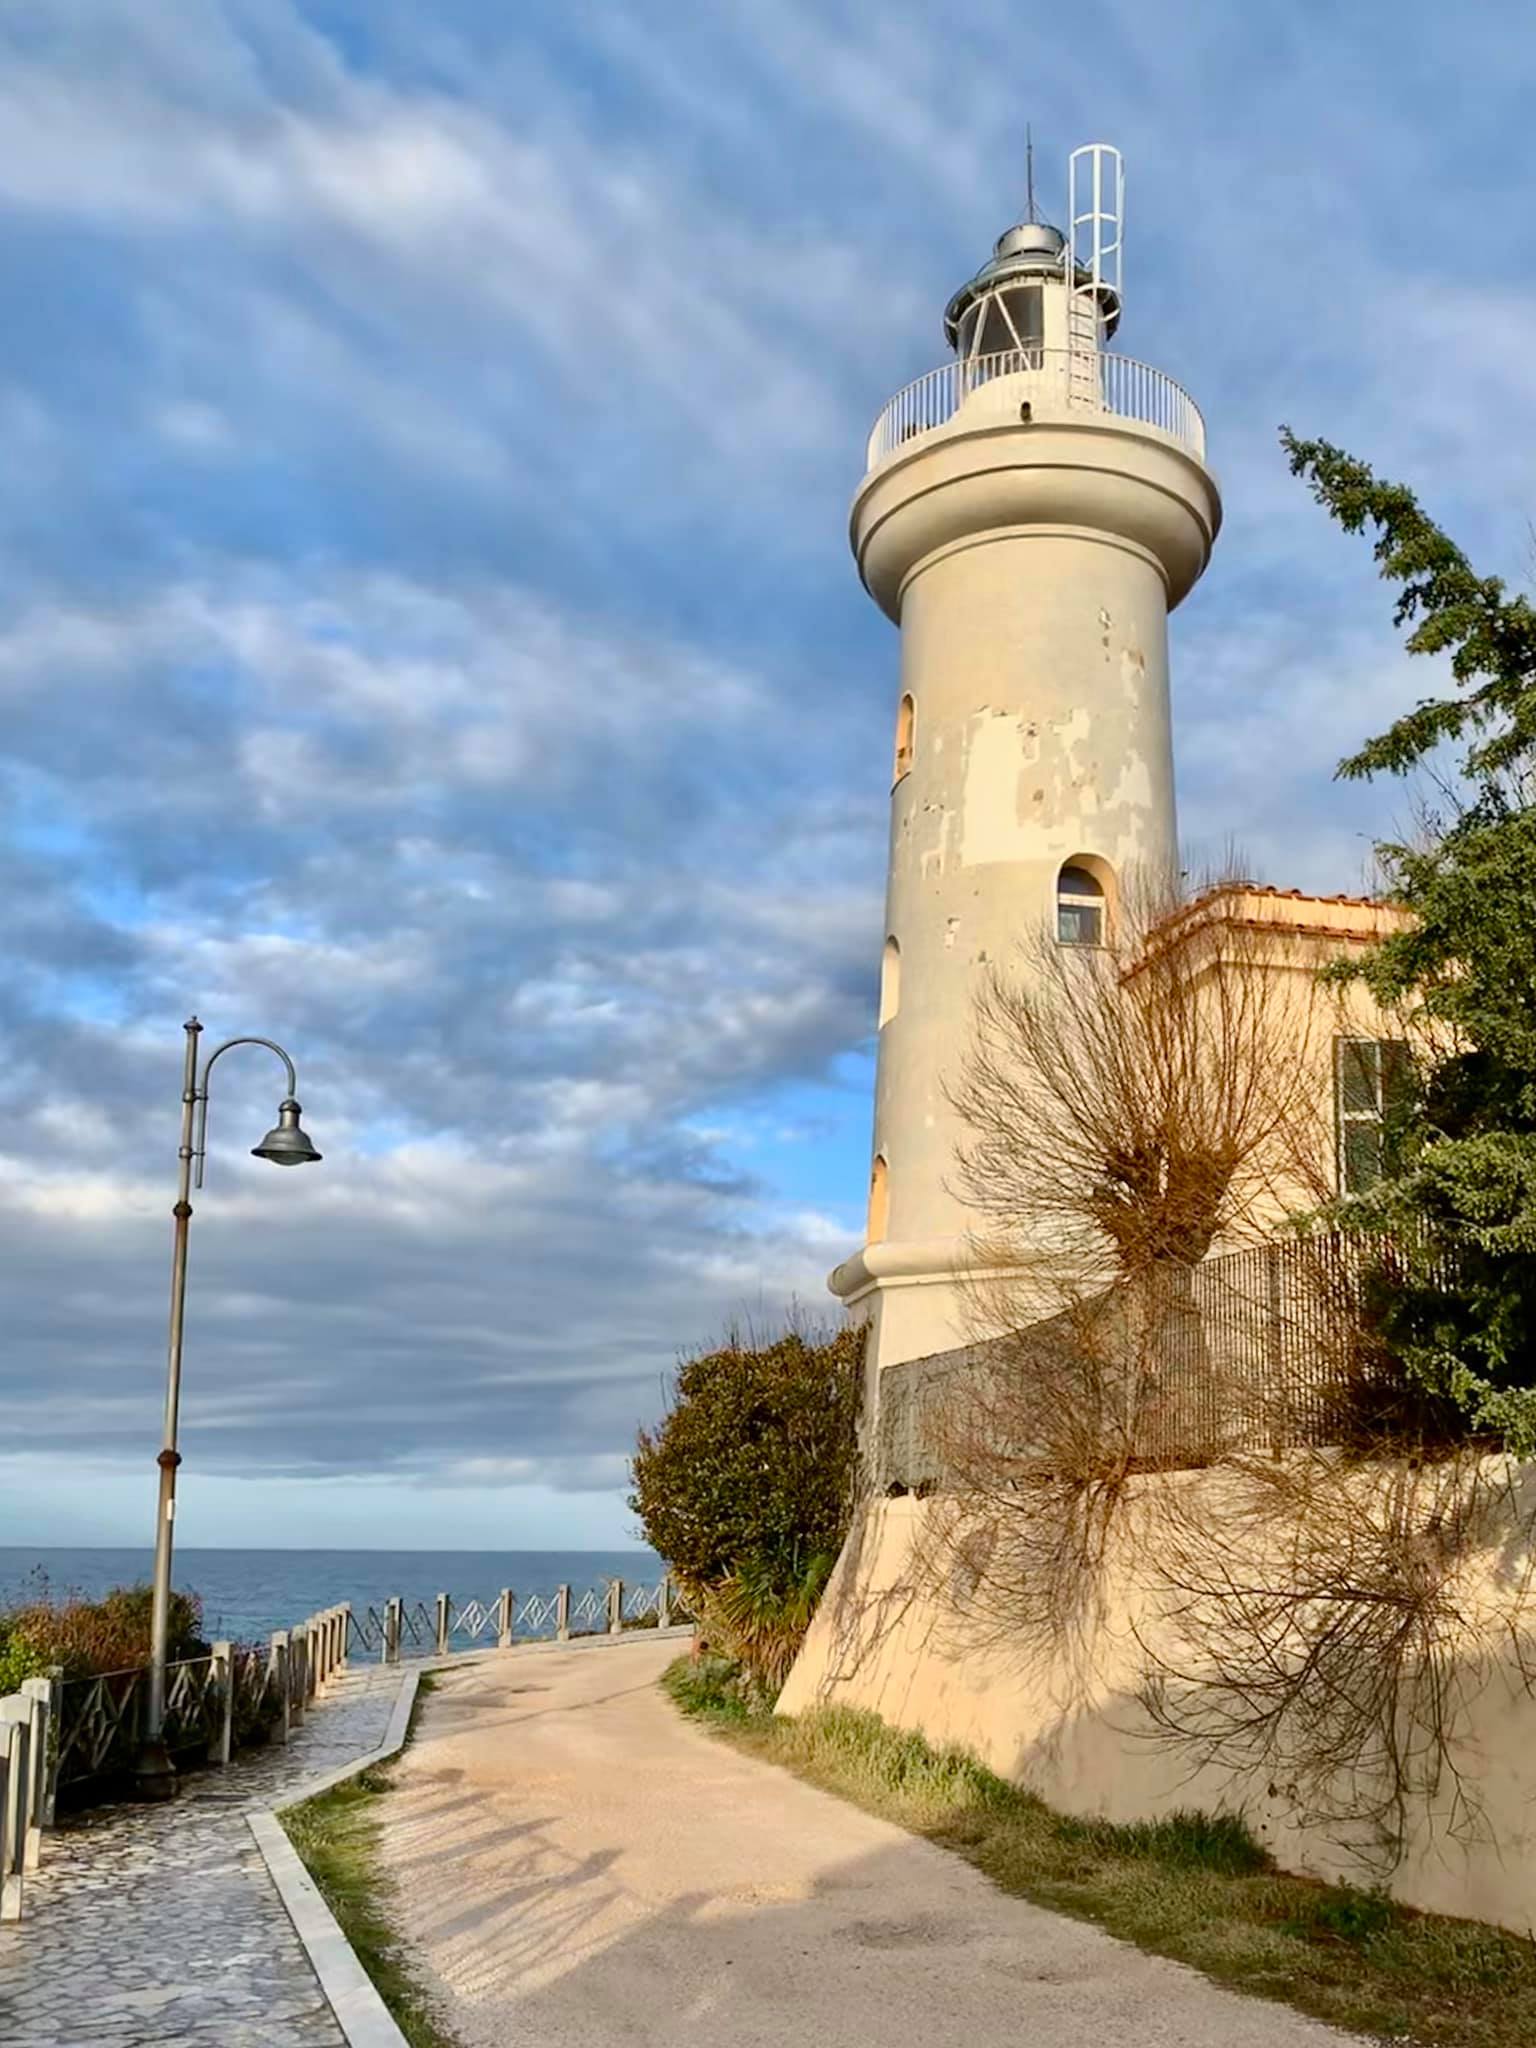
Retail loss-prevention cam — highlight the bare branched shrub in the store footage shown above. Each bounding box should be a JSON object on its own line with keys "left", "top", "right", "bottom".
{"left": 914, "top": 875, "right": 1337, "bottom": 1673}
{"left": 1140, "top": 1446, "right": 1536, "bottom": 1870}
{"left": 950, "top": 875, "right": 1332, "bottom": 1307}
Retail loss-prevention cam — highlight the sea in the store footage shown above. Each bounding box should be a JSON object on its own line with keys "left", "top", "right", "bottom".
{"left": 0, "top": 1546, "right": 664, "bottom": 1646}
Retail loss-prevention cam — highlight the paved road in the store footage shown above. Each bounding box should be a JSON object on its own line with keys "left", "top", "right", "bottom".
{"left": 0, "top": 1664, "right": 403, "bottom": 2048}
{"left": 377, "top": 1636, "right": 1369, "bottom": 2048}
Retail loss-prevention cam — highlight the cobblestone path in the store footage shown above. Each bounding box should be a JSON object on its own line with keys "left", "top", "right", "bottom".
{"left": 0, "top": 1663, "right": 405, "bottom": 2048}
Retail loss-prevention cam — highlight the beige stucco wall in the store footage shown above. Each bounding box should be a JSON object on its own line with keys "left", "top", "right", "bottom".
{"left": 782, "top": 1488, "right": 1536, "bottom": 1931}
{"left": 1147, "top": 892, "right": 1417, "bottom": 1243}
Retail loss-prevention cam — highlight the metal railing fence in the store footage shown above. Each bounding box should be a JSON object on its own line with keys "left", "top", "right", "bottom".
{"left": 346, "top": 1576, "right": 690, "bottom": 1663}
{"left": 46, "top": 1600, "right": 352, "bottom": 1801}
{"left": 0, "top": 1599, "right": 350, "bottom": 1923}
{"left": 865, "top": 347, "right": 1207, "bottom": 470}
{"left": 874, "top": 1231, "right": 1409, "bottom": 1492}
{"left": 3, "top": 1575, "right": 692, "bottom": 1924}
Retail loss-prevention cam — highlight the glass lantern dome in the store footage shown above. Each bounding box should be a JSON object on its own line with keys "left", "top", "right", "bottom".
{"left": 942, "top": 219, "right": 1121, "bottom": 361}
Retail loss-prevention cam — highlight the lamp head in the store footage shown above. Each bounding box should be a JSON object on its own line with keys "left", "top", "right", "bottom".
{"left": 252, "top": 1098, "right": 322, "bottom": 1167}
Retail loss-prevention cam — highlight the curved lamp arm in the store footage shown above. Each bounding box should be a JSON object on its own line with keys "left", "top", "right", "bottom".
{"left": 193, "top": 1036, "right": 301, "bottom": 1189}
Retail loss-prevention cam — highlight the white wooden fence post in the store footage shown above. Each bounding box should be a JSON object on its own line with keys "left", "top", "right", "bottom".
{"left": 0, "top": 1735, "right": 16, "bottom": 1923}
{"left": 556, "top": 1584, "right": 571, "bottom": 1642}
{"left": 22, "top": 1674, "right": 58, "bottom": 1832}
{"left": 0, "top": 1699, "right": 31, "bottom": 1826}
{"left": 435, "top": 1593, "right": 451, "bottom": 1658}
{"left": 497, "top": 1589, "right": 513, "bottom": 1651}
{"left": 210, "top": 1643, "right": 234, "bottom": 1768}
{"left": 290, "top": 1627, "right": 307, "bottom": 1728}
{"left": 0, "top": 1706, "right": 32, "bottom": 1921}
{"left": 607, "top": 1580, "right": 623, "bottom": 1635}
{"left": 23, "top": 1691, "right": 44, "bottom": 1870}
{"left": 272, "top": 1633, "right": 290, "bottom": 1745}
{"left": 658, "top": 1577, "right": 672, "bottom": 1630}
{"left": 385, "top": 1597, "right": 402, "bottom": 1666}
{"left": 42, "top": 1667, "right": 63, "bottom": 1829}
{"left": 339, "top": 1603, "right": 352, "bottom": 1673}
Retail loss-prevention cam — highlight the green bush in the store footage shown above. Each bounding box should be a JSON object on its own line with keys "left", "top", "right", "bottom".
{"left": 630, "top": 1322, "right": 862, "bottom": 1688}
{"left": 662, "top": 1652, "right": 767, "bottom": 1726}
{"left": 0, "top": 1577, "right": 207, "bottom": 1684}
{"left": 1285, "top": 1882, "right": 1398, "bottom": 1946}
{"left": 0, "top": 1628, "right": 50, "bottom": 1694}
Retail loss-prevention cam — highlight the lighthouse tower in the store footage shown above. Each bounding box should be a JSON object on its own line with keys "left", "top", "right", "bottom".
{"left": 831, "top": 144, "right": 1221, "bottom": 1383}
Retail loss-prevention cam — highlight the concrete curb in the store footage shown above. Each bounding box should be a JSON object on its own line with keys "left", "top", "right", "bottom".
{"left": 247, "top": 1665, "right": 422, "bottom": 2048}
{"left": 248, "top": 1628, "right": 696, "bottom": 2047}
{"left": 248, "top": 1808, "right": 413, "bottom": 2048}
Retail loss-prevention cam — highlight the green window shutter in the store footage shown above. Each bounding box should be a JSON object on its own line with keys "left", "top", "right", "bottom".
{"left": 1336, "top": 1038, "right": 1380, "bottom": 1115}
{"left": 1342, "top": 1120, "right": 1384, "bottom": 1194}
{"left": 1334, "top": 1037, "right": 1411, "bottom": 1193}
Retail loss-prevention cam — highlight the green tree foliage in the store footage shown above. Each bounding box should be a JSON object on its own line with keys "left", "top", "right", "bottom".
{"left": 1284, "top": 430, "right": 1536, "bottom": 1447}
{"left": 630, "top": 1324, "right": 863, "bottom": 1687}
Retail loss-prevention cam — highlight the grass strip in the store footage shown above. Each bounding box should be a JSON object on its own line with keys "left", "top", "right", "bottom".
{"left": 280, "top": 1672, "right": 457, "bottom": 2048}
{"left": 666, "top": 1655, "right": 1535, "bottom": 2048}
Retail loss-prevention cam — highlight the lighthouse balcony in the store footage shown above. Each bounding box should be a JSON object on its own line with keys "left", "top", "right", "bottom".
{"left": 865, "top": 348, "right": 1206, "bottom": 473}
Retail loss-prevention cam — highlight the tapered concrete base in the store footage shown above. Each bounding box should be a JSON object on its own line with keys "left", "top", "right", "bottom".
{"left": 132, "top": 1739, "right": 178, "bottom": 1802}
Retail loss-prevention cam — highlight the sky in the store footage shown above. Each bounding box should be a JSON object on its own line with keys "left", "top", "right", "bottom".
{"left": 2, "top": 0, "right": 1534, "bottom": 1552}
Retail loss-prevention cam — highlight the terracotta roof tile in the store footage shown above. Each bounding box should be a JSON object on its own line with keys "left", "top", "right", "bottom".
{"left": 1182, "top": 882, "right": 1389, "bottom": 911}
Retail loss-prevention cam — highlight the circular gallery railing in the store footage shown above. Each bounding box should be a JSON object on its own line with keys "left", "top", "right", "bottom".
{"left": 865, "top": 349, "right": 1207, "bottom": 471}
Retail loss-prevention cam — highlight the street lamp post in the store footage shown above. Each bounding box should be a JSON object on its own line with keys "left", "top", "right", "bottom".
{"left": 137, "top": 1015, "right": 322, "bottom": 1798}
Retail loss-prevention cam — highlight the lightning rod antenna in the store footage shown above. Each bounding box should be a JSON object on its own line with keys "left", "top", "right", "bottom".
{"left": 1025, "top": 123, "right": 1038, "bottom": 224}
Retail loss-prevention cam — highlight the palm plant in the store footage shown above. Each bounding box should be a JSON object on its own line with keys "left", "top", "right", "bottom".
{"left": 704, "top": 1550, "right": 837, "bottom": 1695}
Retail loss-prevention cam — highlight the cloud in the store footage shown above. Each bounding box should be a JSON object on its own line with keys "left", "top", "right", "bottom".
{"left": 2, "top": 1, "right": 1533, "bottom": 1541}
{"left": 0, "top": 556, "right": 878, "bottom": 1525}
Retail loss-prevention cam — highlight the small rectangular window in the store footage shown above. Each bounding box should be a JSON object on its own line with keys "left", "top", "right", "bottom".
{"left": 1334, "top": 1037, "right": 1411, "bottom": 1194}
{"left": 1057, "top": 902, "right": 1103, "bottom": 946}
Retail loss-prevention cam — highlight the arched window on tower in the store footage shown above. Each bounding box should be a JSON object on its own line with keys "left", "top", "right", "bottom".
{"left": 868, "top": 1155, "right": 890, "bottom": 1243}
{"left": 1057, "top": 863, "right": 1107, "bottom": 946}
{"left": 879, "top": 936, "right": 901, "bottom": 1027}
{"left": 893, "top": 694, "right": 915, "bottom": 783}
